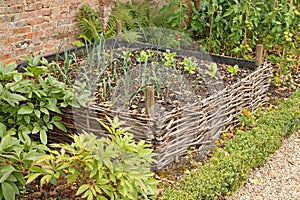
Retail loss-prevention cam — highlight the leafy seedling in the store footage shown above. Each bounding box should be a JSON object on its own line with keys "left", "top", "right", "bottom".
{"left": 163, "top": 49, "right": 177, "bottom": 67}
{"left": 227, "top": 65, "right": 239, "bottom": 76}
{"left": 181, "top": 58, "right": 197, "bottom": 74}
{"left": 206, "top": 63, "right": 218, "bottom": 78}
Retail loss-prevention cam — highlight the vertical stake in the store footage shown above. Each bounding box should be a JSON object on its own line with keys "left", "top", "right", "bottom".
{"left": 145, "top": 86, "right": 155, "bottom": 117}
{"left": 255, "top": 44, "right": 264, "bottom": 67}
{"left": 116, "top": 20, "right": 122, "bottom": 40}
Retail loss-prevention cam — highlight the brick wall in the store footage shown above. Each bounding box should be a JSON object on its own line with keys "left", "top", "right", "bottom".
{"left": 0, "top": 0, "right": 100, "bottom": 64}
{"left": 0, "top": 0, "right": 165, "bottom": 64}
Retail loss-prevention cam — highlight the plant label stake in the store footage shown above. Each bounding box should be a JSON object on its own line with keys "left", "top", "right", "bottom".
{"left": 255, "top": 44, "right": 264, "bottom": 67}
{"left": 146, "top": 86, "right": 155, "bottom": 117}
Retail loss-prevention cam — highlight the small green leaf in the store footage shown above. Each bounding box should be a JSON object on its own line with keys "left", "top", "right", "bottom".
{"left": 76, "top": 184, "right": 89, "bottom": 195}
{"left": 13, "top": 74, "right": 22, "bottom": 82}
{"left": 0, "top": 123, "right": 6, "bottom": 137}
{"left": 34, "top": 109, "right": 41, "bottom": 118}
{"left": 40, "top": 130, "right": 47, "bottom": 144}
{"left": 53, "top": 122, "right": 67, "bottom": 132}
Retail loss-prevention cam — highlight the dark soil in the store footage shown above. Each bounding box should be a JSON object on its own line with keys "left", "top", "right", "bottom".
{"left": 18, "top": 48, "right": 300, "bottom": 199}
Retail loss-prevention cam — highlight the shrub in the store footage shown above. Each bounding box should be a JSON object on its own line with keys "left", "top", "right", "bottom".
{"left": 26, "top": 116, "right": 158, "bottom": 200}
{"left": 0, "top": 58, "right": 90, "bottom": 145}
{"left": 0, "top": 132, "right": 48, "bottom": 200}
{"left": 161, "top": 89, "right": 300, "bottom": 199}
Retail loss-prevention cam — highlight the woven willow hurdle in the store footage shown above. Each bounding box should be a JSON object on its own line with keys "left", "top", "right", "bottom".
{"left": 48, "top": 61, "right": 271, "bottom": 170}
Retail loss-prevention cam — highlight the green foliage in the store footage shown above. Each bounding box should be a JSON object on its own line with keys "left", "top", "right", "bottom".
{"left": 163, "top": 50, "right": 177, "bottom": 67}
{"left": 77, "top": 4, "right": 102, "bottom": 43}
{"left": 206, "top": 63, "right": 218, "bottom": 78}
{"left": 0, "top": 132, "right": 48, "bottom": 200}
{"left": 0, "top": 58, "right": 90, "bottom": 145}
{"left": 159, "top": 0, "right": 189, "bottom": 31}
{"left": 161, "top": 89, "right": 300, "bottom": 200}
{"left": 105, "top": 0, "right": 156, "bottom": 39}
{"left": 180, "top": 58, "right": 197, "bottom": 74}
{"left": 227, "top": 64, "right": 239, "bottom": 76}
{"left": 26, "top": 116, "right": 158, "bottom": 200}
{"left": 135, "top": 50, "right": 154, "bottom": 63}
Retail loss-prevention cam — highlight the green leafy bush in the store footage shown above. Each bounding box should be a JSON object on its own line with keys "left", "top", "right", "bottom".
{"left": 161, "top": 89, "right": 300, "bottom": 200}
{"left": 0, "top": 58, "right": 89, "bottom": 144}
{"left": 26, "top": 116, "right": 158, "bottom": 200}
{"left": 0, "top": 132, "right": 48, "bottom": 200}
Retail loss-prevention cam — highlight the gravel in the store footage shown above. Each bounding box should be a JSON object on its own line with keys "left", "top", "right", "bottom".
{"left": 228, "top": 131, "right": 300, "bottom": 200}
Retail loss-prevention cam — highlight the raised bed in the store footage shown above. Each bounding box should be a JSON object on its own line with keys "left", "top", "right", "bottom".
{"left": 18, "top": 39, "right": 271, "bottom": 170}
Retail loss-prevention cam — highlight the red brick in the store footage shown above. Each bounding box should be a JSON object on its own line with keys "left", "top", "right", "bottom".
{"left": 27, "top": 18, "right": 46, "bottom": 26}
{"left": 20, "top": 11, "right": 36, "bottom": 19}
{"left": 12, "top": 26, "right": 32, "bottom": 34}
{"left": 26, "top": 31, "right": 44, "bottom": 39}
{"left": 11, "top": 5, "right": 25, "bottom": 13}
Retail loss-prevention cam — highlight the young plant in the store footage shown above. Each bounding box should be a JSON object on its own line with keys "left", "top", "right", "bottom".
{"left": 135, "top": 50, "right": 154, "bottom": 63}
{"left": 181, "top": 58, "right": 197, "bottom": 74}
{"left": 163, "top": 49, "right": 177, "bottom": 67}
{"left": 227, "top": 64, "right": 239, "bottom": 76}
{"left": 206, "top": 63, "right": 218, "bottom": 78}
{"left": 26, "top": 116, "right": 158, "bottom": 200}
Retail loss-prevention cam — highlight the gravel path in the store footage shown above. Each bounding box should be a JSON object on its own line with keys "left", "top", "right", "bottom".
{"left": 228, "top": 131, "right": 300, "bottom": 200}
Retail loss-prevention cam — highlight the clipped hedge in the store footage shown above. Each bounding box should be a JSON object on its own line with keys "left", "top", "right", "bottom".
{"left": 161, "top": 90, "right": 300, "bottom": 200}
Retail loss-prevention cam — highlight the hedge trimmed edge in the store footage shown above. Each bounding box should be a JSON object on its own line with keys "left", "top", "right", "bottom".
{"left": 161, "top": 90, "right": 300, "bottom": 200}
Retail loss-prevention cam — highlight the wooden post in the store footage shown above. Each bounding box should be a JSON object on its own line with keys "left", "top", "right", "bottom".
{"left": 116, "top": 20, "right": 122, "bottom": 40}
{"left": 145, "top": 86, "right": 155, "bottom": 116}
{"left": 255, "top": 44, "right": 264, "bottom": 67}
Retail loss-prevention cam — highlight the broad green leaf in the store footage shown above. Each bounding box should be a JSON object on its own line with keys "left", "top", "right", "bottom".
{"left": 24, "top": 115, "right": 30, "bottom": 124}
{"left": 26, "top": 173, "right": 42, "bottom": 184}
{"left": 53, "top": 122, "right": 67, "bottom": 132}
{"left": 14, "top": 172, "right": 26, "bottom": 186}
{"left": 13, "top": 74, "right": 22, "bottom": 82}
{"left": 28, "top": 166, "right": 43, "bottom": 173}
{"left": 43, "top": 114, "right": 50, "bottom": 123}
{"left": 76, "top": 184, "right": 89, "bottom": 195}
{"left": 0, "top": 123, "right": 6, "bottom": 137}
{"left": 40, "top": 107, "right": 49, "bottom": 115}
{"left": 0, "top": 135, "right": 12, "bottom": 151}
{"left": 0, "top": 165, "right": 15, "bottom": 183}
{"left": 32, "top": 126, "right": 40, "bottom": 134}
{"left": 1, "top": 181, "right": 16, "bottom": 200}
{"left": 18, "top": 106, "right": 34, "bottom": 115}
